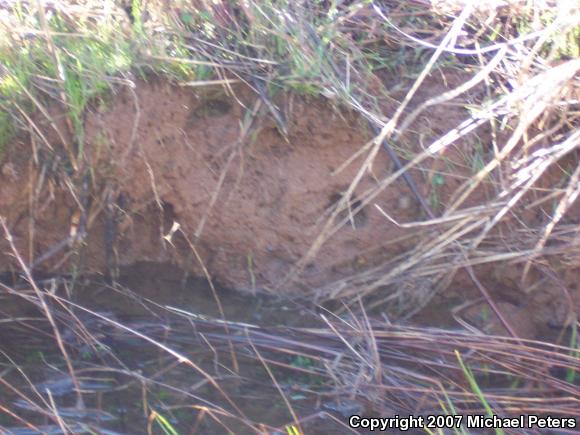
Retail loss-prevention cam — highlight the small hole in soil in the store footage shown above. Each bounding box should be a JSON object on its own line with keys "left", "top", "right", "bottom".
{"left": 161, "top": 201, "right": 176, "bottom": 231}
{"left": 304, "top": 263, "right": 318, "bottom": 277}
{"left": 194, "top": 99, "right": 232, "bottom": 118}
{"left": 328, "top": 193, "right": 368, "bottom": 229}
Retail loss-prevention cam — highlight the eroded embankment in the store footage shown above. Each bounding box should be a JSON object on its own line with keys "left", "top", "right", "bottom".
{"left": 0, "top": 81, "right": 417, "bottom": 291}
{"left": 1, "top": 78, "right": 578, "bottom": 338}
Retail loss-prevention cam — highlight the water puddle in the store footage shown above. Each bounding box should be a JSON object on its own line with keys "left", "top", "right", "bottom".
{"left": 2, "top": 262, "right": 577, "bottom": 434}
{"left": 0, "top": 262, "right": 351, "bottom": 434}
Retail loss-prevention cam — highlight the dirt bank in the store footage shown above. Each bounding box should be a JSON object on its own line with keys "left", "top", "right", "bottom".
{"left": 1, "top": 80, "right": 417, "bottom": 289}
{"left": 1, "top": 77, "right": 578, "bottom": 339}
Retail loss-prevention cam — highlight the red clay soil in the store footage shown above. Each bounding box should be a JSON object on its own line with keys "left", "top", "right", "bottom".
{"left": 0, "top": 80, "right": 417, "bottom": 290}
{"left": 1, "top": 76, "right": 578, "bottom": 340}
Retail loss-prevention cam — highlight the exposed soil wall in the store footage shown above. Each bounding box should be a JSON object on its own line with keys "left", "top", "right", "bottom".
{"left": 1, "top": 77, "right": 578, "bottom": 339}
{"left": 0, "top": 80, "right": 417, "bottom": 291}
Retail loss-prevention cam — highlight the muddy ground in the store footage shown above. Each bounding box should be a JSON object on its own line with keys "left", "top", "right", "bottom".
{"left": 1, "top": 74, "right": 579, "bottom": 342}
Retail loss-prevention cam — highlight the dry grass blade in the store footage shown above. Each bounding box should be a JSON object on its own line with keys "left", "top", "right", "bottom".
{"left": 0, "top": 0, "right": 579, "bottom": 433}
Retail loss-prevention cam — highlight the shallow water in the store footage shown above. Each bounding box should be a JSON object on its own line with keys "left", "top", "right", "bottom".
{"left": 0, "top": 262, "right": 350, "bottom": 434}
{"left": 3, "top": 262, "right": 576, "bottom": 434}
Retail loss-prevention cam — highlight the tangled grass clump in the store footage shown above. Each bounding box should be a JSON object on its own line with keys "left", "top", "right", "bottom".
{"left": 0, "top": 0, "right": 579, "bottom": 433}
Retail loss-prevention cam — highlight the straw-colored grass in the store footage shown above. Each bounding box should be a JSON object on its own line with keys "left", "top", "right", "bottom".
{"left": 0, "top": 0, "right": 579, "bottom": 432}
{"left": 0, "top": 278, "right": 578, "bottom": 432}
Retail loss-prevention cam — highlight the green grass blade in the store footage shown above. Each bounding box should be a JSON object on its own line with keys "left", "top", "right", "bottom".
{"left": 455, "top": 350, "right": 504, "bottom": 435}
{"left": 153, "top": 411, "right": 179, "bottom": 435}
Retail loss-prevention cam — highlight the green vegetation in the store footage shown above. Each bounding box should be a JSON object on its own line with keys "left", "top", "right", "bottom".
{"left": 0, "top": 1, "right": 579, "bottom": 434}
{"left": 0, "top": 110, "right": 14, "bottom": 152}
{"left": 0, "top": 0, "right": 439, "bottom": 159}
{"left": 456, "top": 351, "right": 505, "bottom": 435}
{"left": 152, "top": 410, "right": 179, "bottom": 435}
{"left": 567, "top": 322, "right": 579, "bottom": 383}
{"left": 286, "top": 424, "right": 301, "bottom": 435}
